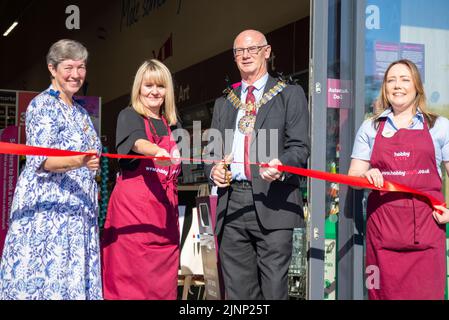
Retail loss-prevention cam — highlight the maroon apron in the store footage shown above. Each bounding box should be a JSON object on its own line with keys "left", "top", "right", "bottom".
{"left": 366, "top": 119, "right": 446, "bottom": 300}
{"left": 102, "top": 117, "right": 181, "bottom": 300}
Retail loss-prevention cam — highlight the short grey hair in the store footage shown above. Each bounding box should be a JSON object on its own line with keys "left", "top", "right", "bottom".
{"left": 46, "top": 39, "right": 88, "bottom": 67}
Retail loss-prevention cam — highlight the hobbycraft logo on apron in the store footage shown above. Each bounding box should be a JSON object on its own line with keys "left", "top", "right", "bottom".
{"left": 145, "top": 167, "right": 181, "bottom": 176}
{"left": 382, "top": 169, "right": 431, "bottom": 176}
{"left": 145, "top": 166, "right": 169, "bottom": 176}
{"left": 393, "top": 151, "right": 410, "bottom": 160}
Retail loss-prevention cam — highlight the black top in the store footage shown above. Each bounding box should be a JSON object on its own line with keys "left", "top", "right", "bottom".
{"left": 115, "top": 106, "right": 177, "bottom": 171}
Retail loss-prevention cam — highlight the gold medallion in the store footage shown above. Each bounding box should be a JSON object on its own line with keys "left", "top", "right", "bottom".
{"left": 246, "top": 102, "right": 255, "bottom": 113}
{"left": 238, "top": 115, "right": 256, "bottom": 135}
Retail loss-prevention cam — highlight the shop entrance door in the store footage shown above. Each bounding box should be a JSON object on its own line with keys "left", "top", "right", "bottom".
{"left": 308, "top": 0, "right": 366, "bottom": 300}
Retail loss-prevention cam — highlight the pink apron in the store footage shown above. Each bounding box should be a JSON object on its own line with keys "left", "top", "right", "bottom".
{"left": 366, "top": 119, "right": 446, "bottom": 300}
{"left": 102, "top": 117, "right": 181, "bottom": 300}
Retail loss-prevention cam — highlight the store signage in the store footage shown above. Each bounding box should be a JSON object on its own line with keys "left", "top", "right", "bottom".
{"left": 120, "top": 0, "right": 169, "bottom": 30}
{"left": 0, "top": 91, "right": 16, "bottom": 105}
{"left": 327, "top": 79, "right": 352, "bottom": 109}
{"left": 152, "top": 33, "right": 173, "bottom": 62}
{"left": 65, "top": 5, "right": 80, "bottom": 30}
{"left": 366, "top": 5, "right": 380, "bottom": 30}
{"left": 0, "top": 91, "right": 16, "bottom": 128}
{"left": 177, "top": 84, "right": 190, "bottom": 103}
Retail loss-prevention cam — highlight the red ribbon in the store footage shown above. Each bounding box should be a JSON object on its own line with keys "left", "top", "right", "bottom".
{"left": 0, "top": 141, "right": 445, "bottom": 211}
{"left": 274, "top": 164, "right": 445, "bottom": 211}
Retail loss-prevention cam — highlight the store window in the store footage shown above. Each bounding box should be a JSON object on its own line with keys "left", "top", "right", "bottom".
{"left": 365, "top": 0, "right": 449, "bottom": 120}
{"left": 178, "top": 101, "right": 214, "bottom": 185}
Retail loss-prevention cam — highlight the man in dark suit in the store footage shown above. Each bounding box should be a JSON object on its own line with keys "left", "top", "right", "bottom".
{"left": 204, "top": 29, "right": 310, "bottom": 300}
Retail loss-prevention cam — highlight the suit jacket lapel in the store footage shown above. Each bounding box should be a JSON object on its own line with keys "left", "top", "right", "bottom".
{"left": 252, "top": 76, "right": 277, "bottom": 144}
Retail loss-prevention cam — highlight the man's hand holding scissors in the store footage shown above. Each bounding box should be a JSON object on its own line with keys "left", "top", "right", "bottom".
{"left": 211, "top": 154, "right": 233, "bottom": 187}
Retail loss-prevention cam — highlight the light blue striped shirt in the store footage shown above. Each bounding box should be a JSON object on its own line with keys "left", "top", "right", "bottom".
{"left": 351, "top": 108, "right": 449, "bottom": 176}
{"left": 231, "top": 73, "right": 269, "bottom": 180}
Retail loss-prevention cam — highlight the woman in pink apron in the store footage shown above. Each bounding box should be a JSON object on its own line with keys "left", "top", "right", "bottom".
{"left": 101, "top": 60, "right": 181, "bottom": 299}
{"left": 349, "top": 59, "right": 449, "bottom": 300}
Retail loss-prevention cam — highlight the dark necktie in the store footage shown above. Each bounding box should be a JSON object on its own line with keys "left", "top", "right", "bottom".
{"left": 244, "top": 86, "right": 256, "bottom": 181}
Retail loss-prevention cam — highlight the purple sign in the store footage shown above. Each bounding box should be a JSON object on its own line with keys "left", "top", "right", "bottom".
{"left": 73, "top": 96, "right": 101, "bottom": 135}
{"left": 327, "top": 79, "right": 352, "bottom": 109}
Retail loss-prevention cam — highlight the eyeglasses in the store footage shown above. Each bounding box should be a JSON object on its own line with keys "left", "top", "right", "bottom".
{"left": 233, "top": 45, "right": 268, "bottom": 57}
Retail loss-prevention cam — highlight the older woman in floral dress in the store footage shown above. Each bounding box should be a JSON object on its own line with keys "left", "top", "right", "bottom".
{"left": 0, "top": 39, "right": 102, "bottom": 300}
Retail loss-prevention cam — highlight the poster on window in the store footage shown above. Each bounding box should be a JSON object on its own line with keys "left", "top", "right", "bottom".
{"left": 374, "top": 41, "right": 425, "bottom": 82}
{"left": 17, "top": 91, "right": 38, "bottom": 145}
{"left": 0, "top": 125, "right": 19, "bottom": 257}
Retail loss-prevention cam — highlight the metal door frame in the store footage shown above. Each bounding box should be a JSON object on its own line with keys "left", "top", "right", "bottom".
{"left": 308, "top": 0, "right": 328, "bottom": 300}
{"left": 308, "top": 0, "right": 366, "bottom": 300}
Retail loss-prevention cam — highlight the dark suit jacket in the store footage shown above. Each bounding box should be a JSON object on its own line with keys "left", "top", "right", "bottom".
{"left": 204, "top": 75, "right": 310, "bottom": 234}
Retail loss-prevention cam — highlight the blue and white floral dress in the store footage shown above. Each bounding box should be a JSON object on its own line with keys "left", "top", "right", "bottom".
{"left": 0, "top": 86, "right": 103, "bottom": 300}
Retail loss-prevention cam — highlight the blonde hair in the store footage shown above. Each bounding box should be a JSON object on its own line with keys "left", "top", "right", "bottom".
{"left": 130, "top": 59, "right": 177, "bottom": 126}
{"left": 374, "top": 59, "right": 437, "bottom": 128}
